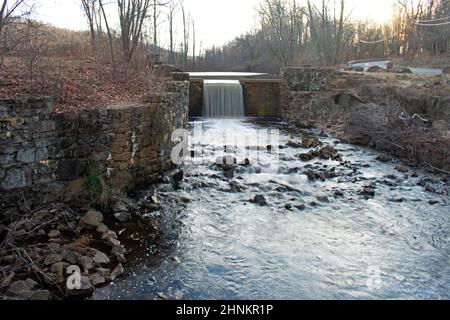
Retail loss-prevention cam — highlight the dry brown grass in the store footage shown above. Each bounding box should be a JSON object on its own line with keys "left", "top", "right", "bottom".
{"left": 393, "top": 54, "right": 450, "bottom": 69}
{"left": 345, "top": 103, "right": 450, "bottom": 173}
{"left": 0, "top": 22, "right": 166, "bottom": 112}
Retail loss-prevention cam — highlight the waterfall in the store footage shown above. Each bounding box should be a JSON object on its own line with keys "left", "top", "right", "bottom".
{"left": 203, "top": 80, "right": 245, "bottom": 118}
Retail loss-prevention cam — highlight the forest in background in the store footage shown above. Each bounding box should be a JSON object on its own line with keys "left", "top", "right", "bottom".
{"left": 0, "top": 0, "right": 450, "bottom": 109}
{"left": 198, "top": 0, "right": 450, "bottom": 72}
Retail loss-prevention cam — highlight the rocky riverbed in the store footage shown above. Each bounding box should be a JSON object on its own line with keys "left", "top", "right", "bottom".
{"left": 91, "top": 118, "right": 449, "bottom": 300}
{"left": 0, "top": 191, "right": 167, "bottom": 300}
{"left": 1, "top": 118, "right": 448, "bottom": 300}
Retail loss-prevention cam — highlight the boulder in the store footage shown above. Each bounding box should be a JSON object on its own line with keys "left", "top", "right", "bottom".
{"left": 316, "top": 194, "right": 330, "bottom": 203}
{"left": 172, "top": 169, "right": 184, "bottom": 182}
{"left": 96, "top": 223, "right": 109, "bottom": 234}
{"left": 216, "top": 155, "right": 236, "bottom": 166}
{"left": 1, "top": 272, "right": 15, "bottom": 288}
{"left": 110, "top": 264, "right": 125, "bottom": 281}
{"left": 50, "top": 262, "right": 69, "bottom": 276}
{"left": 95, "top": 268, "right": 111, "bottom": 279}
{"left": 111, "top": 245, "right": 127, "bottom": 257}
{"left": 302, "top": 137, "right": 319, "bottom": 148}
{"left": 240, "top": 158, "right": 251, "bottom": 166}
{"left": 298, "top": 146, "right": 340, "bottom": 161}
{"left": 43, "top": 272, "right": 65, "bottom": 285}
{"left": 7, "top": 279, "right": 38, "bottom": 296}
{"left": 79, "top": 256, "right": 94, "bottom": 272}
{"left": 251, "top": 195, "right": 268, "bottom": 206}
{"left": 44, "top": 254, "right": 63, "bottom": 266}
{"left": 63, "top": 250, "right": 81, "bottom": 265}
{"left": 224, "top": 168, "right": 235, "bottom": 179}
{"left": 318, "top": 146, "right": 339, "bottom": 160}
{"left": 34, "top": 211, "right": 53, "bottom": 224}
{"left": 91, "top": 273, "right": 107, "bottom": 287}
{"left": 113, "top": 201, "right": 128, "bottom": 214}
{"left": 377, "top": 153, "right": 393, "bottom": 163}
{"left": 297, "top": 151, "right": 317, "bottom": 161}
{"left": 359, "top": 186, "right": 376, "bottom": 198}
{"left": 305, "top": 170, "right": 319, "bottom": 181}
{"left": 27, "top": 290, "right": 51, "bottom": 301}
{"left": 334, "top": 190, "right": 344, "bottom": 198}
{"left": 395, "top": 164, "right": 409, "bottom": 173}
{"left": 48, "top": 242, "right": 61, "bottom": 253}
{"left": 93, "top": 251, "right": 111, "bottom": 265}
{"left": 79, "top": 210, "right": 104, "bottom": 229}
{"left": 286, "top": 141, "right": 303, "bottom": 148}
{"left": 103, "top": 231, "right": 120, "bottom": 247}
{"left": 114, "top": 212, "right": 131, "bottom": 223}
{"left": 48, "top": 230, "right": 61, "bottom": 238}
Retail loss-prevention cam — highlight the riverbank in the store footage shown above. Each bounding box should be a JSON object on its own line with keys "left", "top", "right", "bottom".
{"left": 0, "top": 79, "right": 189, "bottom": 299}
{"left": 2, "top": 117, "right": 449, "bottom": 300}
{"left": 2, "top": 67, "right": 450, "bottom": 300}
{"left": 393, "top": 55, "right": 450, "bottom": 70}
{"left": 281, "top": 68, "right": 450, "bottom": 175}
{"left": 0, "top": 169, "right": 185, "bottom": 300}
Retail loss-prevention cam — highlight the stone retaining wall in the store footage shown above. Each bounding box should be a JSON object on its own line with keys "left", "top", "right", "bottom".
{"left": 0, "top": 81, "right": 189, "bottom": 223}
{"left": 242, "top": 80, "right": 281, "bottom": 117}
{"left": 189, "top": 80, "right": 203, "bottom": 117}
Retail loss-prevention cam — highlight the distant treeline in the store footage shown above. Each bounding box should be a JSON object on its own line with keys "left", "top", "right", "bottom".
{"left": 194, "top": 0, "right": 450, "bottom": 73}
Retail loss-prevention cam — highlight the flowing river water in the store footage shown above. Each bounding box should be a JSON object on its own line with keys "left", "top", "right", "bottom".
{"left": 94, "top": 118, "right": 449, "bottom": 300}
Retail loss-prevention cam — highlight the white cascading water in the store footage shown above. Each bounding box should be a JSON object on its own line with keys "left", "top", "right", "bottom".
{"left": 203, "top": 80, "right": 245, "bottom": 118}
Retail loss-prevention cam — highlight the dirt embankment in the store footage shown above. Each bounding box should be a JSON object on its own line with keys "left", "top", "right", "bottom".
{"left": 393, "top": 55, "right": 450, "bottom": 69}
{"left": 282, "top": 70, "right": 450, "bottom": 174}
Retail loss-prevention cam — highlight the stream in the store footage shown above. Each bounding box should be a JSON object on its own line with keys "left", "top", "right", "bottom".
{"left": 93, "top": 118, "right": 449, "bottom": 300}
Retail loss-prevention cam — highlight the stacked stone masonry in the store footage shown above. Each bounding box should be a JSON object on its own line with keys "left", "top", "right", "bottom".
{"left": 0, "top": 81, "right": 189, "bottom": 222}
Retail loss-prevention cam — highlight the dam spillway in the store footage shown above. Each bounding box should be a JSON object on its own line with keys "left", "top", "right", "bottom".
{"left": 203, "top": 80, "right": 245, "bottom": 118}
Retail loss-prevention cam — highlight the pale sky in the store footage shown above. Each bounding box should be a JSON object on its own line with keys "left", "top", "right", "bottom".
{"left": 34, "top": 0, "right": 396, "bottom": 50}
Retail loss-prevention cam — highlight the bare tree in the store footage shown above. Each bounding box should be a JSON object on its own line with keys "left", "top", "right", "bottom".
{"left": 305, "top": 0, "right": 353, "bottom": 64}
{"left": 16, "top": 20, "right": 50, "bottom": 87}
{"left": 180, "top": 0, "right": 189, "bottom": 68}
{"left": 80, "top": 0, "right": 98, "bottom": 50}
{"left": 151, "top": 0, "right": 171, "bottom": 50}
{"left": 117, "top": 0, "right": 152, "bottom": 63}
{"left": 167, "top": 0, "right": 177, "bottom": 64}
{"left": 0, "top": 0, "right": 30, "bottom": 35}
{"left": 99, "top": 0, "right": 116, "bottom": 76}
{"left": 259, "top": 0, "right": 287, "bottom": 66}
{"left": 192, "top": 18, "right": 195, "bottom": 68}
{"left": 0, "top": 0, "right": 32, "bottom": 72}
